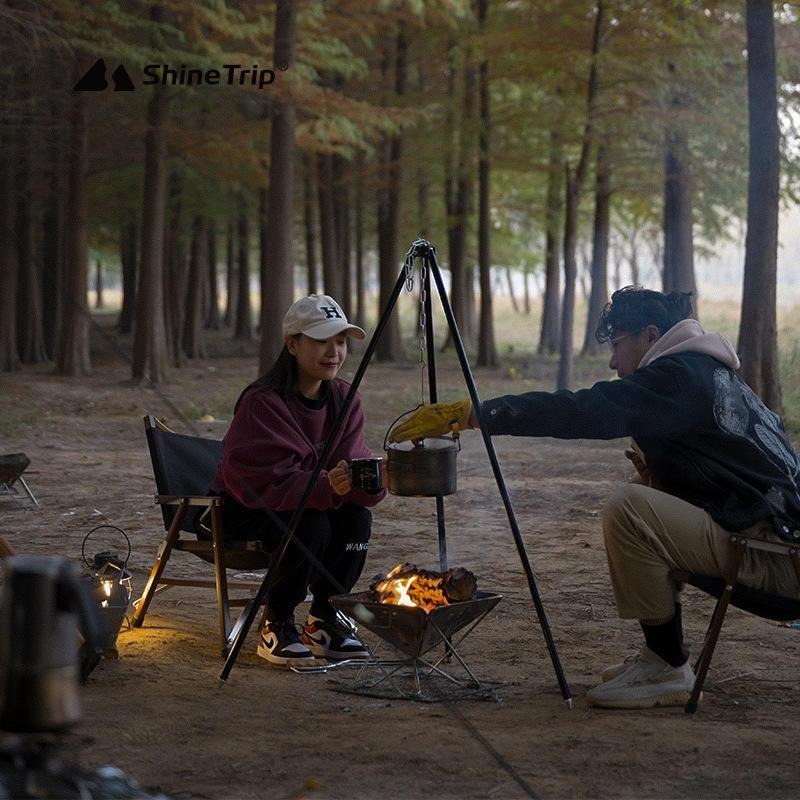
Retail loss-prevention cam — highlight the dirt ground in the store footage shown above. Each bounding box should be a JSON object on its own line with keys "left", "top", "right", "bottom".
{"left": 2, "top": 326, "right": 800, "bottom": 800}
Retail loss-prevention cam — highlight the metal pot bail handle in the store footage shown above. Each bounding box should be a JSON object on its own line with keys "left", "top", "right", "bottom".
{"left": 81, "top": 524, "right": 132, "bottom": 569}
{"left": 384, "top": 404, "right": 425, "bottom": 451}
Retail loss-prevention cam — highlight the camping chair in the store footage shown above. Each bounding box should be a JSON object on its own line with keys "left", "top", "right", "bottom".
{"left": 0, "top": 453, "right": 40, "bottom": 507}
{"left": 134, "top": 416, "right": 271, "bottom": 656}
{"left": 676, "top": 527, "right": 800, "bottom": 713}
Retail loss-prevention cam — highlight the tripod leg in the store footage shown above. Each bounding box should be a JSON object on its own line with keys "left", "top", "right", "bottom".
{"left": 426, "top": 247, "right": 573, "bottom": 705}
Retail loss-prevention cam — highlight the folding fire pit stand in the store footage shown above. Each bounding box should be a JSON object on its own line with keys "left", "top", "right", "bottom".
{"left": 221, "top": 238, "right": 572, "bottom": 708}
{"left": 328, "top": 591, "right": 503, "bottom": 702}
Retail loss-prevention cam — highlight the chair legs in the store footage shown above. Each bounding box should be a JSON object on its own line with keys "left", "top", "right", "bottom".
{"left": 685, "top": 537, "right": 747, "bottom": 714}
{"left": 209, "top": 501, "right": 232, "bottom": 656}
{"left": 132, "top": 501, "right": 188, "bottom": 628}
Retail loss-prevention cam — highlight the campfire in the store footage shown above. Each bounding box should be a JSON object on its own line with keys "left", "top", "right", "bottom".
{"left": 369, "top": 563, "right": 477, "bottom": 614}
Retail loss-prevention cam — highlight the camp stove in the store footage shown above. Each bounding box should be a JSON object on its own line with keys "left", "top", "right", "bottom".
{"left": 326, "top": 587, "right": 502, "bottom": 702}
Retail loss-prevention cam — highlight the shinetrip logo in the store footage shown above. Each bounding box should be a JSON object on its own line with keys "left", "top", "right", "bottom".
{"left": 74, "top": 59, "right": 279, "bottom": 91}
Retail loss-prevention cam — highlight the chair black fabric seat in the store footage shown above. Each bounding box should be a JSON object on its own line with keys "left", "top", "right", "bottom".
{"left": 134, "top": 416, "right": 270, "bottom": 656}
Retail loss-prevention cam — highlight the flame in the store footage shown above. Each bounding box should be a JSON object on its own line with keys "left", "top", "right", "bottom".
{"left": 372, "top": 564, "right": 450, "bottom": 613}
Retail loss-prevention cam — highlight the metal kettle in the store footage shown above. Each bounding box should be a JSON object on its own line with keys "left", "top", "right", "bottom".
{"left": 0, "top": 555, "right": 104, "bottom": 732}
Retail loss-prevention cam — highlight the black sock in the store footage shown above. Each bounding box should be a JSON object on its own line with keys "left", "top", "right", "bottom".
{"left": 310, "top": 599, "right": 333, "bottom": 620}
{"left": 641, "top": 606, "right": 686, "bottom": 668}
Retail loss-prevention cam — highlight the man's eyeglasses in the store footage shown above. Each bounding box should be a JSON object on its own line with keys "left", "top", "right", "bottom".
{"left": 608, "top": 330, "right": 642, "bottom": 351}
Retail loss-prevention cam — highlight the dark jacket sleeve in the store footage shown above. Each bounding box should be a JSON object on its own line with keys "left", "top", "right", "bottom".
{"left": 481, "top": 357, "right": 699, "bottom": 441}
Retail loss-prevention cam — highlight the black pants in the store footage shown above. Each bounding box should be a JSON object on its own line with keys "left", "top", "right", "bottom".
{"left": 221, "top": 501, "right": 372, "bottom": 621}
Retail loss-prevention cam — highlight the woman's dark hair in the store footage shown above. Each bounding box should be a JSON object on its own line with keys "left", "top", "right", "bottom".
{"left": 233, "top": 335, "right": 339, "bottom": 413}
{"left": 594, "top": 285, "right": 693, "bottom": 343}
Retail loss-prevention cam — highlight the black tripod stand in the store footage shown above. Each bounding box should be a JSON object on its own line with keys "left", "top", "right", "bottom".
{"left": 220, "top": 238, "right": 572, "bottom": 706}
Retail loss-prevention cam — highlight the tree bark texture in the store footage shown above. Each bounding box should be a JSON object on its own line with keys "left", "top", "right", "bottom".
{"left": 258, "top": 0, "right": 297, "bottom": 372}
{"left": 539, "top": 128, "right": 562, "bottom": 355}
{"left": 163, "top": 174, "right": 186, "bottom": 368}
{"left": 376, "top": 30, "right": 406, "bottom": 362}
{"left": 234, "top": 206, "right": 252, "bottom": 341}
{"left": 94, "top": 260, "right": 103, "bottom": 309}
{"left": 42, "top": 97, "right": 66, "bottom": 360}
{"left": 182, "top": 215, "right": 207, "bottom": 359}
{"left": 662, "top": 127, "right": 696, "bottom": 298}
{"left": 582, "top": 142, "right": 610, "bottom": 355}
{"left": 303, "top": 154, "right": 319, "bottom": 295}
{"left": 0, "top": 112, "right": 19, "bottom": 372}
{"left": 224, "top": 219, "right": 235, "bottom": 326}
{"left": 738, "top": 0, "right": 782, "bottom": 411}
{"left": 206, "top": 223, "right": 221, "bottom": 329}
{"left": 354, "top": 165, "right": 366, "bottom": 328}
{"left": 118, "top": 221, "right": 137, "bottom": 334}
{"left": 476, "top": 0, "right": 496, "bottom": 367}
{"left": 318, "top": 152, "right": 340, "bottom": 299}
{"left": 557, "top": 0, "right": 603, "bottom": 391}
{"left": 55, "top": 89, "right": 90, "bottom": 375}
{"left": 444, "top": 48, "right": 475, "bottom": 351}
{"left": 334, "top": 154, "right": 352, "bottom": 312}
{"left": 132, "top": 85, "right": 169, "bottom": 383}
{"left": 16, "top": 94, "right": 48, "bottom": 365}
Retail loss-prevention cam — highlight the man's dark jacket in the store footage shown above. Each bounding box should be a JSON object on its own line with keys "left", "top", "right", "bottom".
{"left": 482, "top": 323, "right": 800, "bottom": 542}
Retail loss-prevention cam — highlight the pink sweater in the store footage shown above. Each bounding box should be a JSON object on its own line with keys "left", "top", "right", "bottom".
{"left": 211, "top": 380, "right": 386, "bottom": 512}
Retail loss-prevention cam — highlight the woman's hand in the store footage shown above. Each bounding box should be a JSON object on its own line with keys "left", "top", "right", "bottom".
{"left": 328, "top": 459, "right": 353, "bottom": 496}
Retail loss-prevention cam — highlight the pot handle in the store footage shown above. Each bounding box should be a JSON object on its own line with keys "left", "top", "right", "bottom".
{"left": 383, "top": 405, "right": 423, "bottom": 451}
{"left": 384, "top": 405, "right": 464, "bottom": 452}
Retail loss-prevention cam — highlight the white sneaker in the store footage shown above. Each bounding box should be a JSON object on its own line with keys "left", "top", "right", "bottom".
{"left": 256, "top": 620, "right": 315, "bottom": 667}
{"left": 600, "top": 647, "right": 646, "bottom": 682}
{"left": 587, "top": 647, "right": 697, "bottom": 709}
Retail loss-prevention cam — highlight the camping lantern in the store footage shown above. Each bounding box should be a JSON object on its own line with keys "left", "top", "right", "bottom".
{"left": 81, "top": 525, "right": 133, "bottom": 657}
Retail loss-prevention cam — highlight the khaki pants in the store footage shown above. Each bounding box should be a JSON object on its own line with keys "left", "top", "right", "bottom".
{"left": 602, "top": 484, "right": 800, "bottom": 621}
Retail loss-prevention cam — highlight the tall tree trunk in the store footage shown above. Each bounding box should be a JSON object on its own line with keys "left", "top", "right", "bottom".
{"left": 354, "top": 163, "right": 366, "bottom": 328}
{"left": 476, "top": 0, "right": 496, "bottom": 366}
{"left": 183, "top": 215, "right": 207, "bottom": 358}
{"left": 132, "top": 84, "right": 169, "bottom": 383}
{"left": 234, "top": 204, "right": 252, "bottom": 341}
{"left": 303, "top": 153, "right": 319, "bottom": 295}
{"left": 163, "top": 173, "right": 186, "bottom": 368}
{"left": 738, "top": 0, "right": 781, "bottom": 411}
{"left": 259, "top": 0, "right": 297, "bottom": 371}
{"left": 42, "top": 96, "right": 66, "bottom": 360}
{"left": 557, "top": 1, "right": 603, "bottom": 391}
{"left": 333, "top": 154, "right": 352, "bottom": 311}
{"left": 0, "top": 103, "right": 18, "bottom": 372}
{"left": 55, "top": 88, "right": 90, "bottom": 374}
{"left": 582, "top": 142, "right": 610, "bottom": 355}
{"left": 523, "top": 270, "right": 531, "bottom": 315}
{"left": 505, "top": 269, "right": 519, "bottom": 313}
{"left": 376, "top": 30, "right": 406, "bottom": 362}
{"left": 662, "top": 63, "right": 697, "bottom": 301}
{"left": 206, "top": 222, "right": 221, "bottom": 329}
{"left": 94, "top": 260, "right": 103, "bottom": 309}
{"left": 539, "top": 128, "right": 562, "bottom": 355}
{"left": 318, "top": 152, "right": 340, "bottom": 298}
{"left": 118, "top": 221, "right": 137, "bottom": 333}
{"left": 224, "top": 219, "right": 235, "bottom": 326}
{"left": 16, "top": 92, "right": 47, "bottom": 365}
{"left": 444, "top": 49, "right": 475, "bottom": 351}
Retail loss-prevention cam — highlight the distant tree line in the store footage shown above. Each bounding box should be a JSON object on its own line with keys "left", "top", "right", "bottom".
{"left": 0, "top": 0, "right": 796, "bottom": 408}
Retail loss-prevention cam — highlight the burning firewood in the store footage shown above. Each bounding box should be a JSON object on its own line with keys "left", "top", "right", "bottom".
{"left": 369, "top": 563, "right": 477, "bottom": 613}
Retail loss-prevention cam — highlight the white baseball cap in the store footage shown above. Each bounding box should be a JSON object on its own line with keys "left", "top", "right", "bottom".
{"left": 282, "top": 295, "right": 366, "bottom": 341}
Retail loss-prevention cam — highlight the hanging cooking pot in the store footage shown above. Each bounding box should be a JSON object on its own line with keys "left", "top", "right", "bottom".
{"left": 384, "top": 409, "right": 460, "bottom": 497}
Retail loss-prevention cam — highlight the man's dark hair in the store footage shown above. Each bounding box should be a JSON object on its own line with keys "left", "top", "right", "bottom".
{"left": 594, "top": 285, "right": 693, "bottom": 343}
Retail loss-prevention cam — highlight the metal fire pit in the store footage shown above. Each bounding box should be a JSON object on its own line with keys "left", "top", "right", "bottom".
{"left": 325, "top": 591, "right": 503, "bottom": 702}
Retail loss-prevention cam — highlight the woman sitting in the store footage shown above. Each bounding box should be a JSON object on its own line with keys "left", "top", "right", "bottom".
{"left": 211, "top": 295, "right": 386, "bottom": 666}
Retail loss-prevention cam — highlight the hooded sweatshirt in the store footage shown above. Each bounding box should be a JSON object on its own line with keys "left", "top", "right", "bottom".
{"left": 481, "top": 320, "right": 800, "bottom": 541}
{"left": 211, "top": 380, "right": 385, "bottom": 513}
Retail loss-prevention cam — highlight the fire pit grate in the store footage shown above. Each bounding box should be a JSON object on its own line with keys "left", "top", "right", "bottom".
{"left": 317, "top": 591, "right": 503, "bottom": 702}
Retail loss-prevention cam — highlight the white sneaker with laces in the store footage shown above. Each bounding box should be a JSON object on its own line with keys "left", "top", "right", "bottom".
{"left": 601, "top": 646, "right": 647, "bottom": 682}
{"left": 587, "top": 647, "right": 697, "bottom": 709}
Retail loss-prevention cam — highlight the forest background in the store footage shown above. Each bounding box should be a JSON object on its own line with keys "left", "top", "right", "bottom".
{"left": 1, "top": 0, "right": 800, "bottom": 428}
